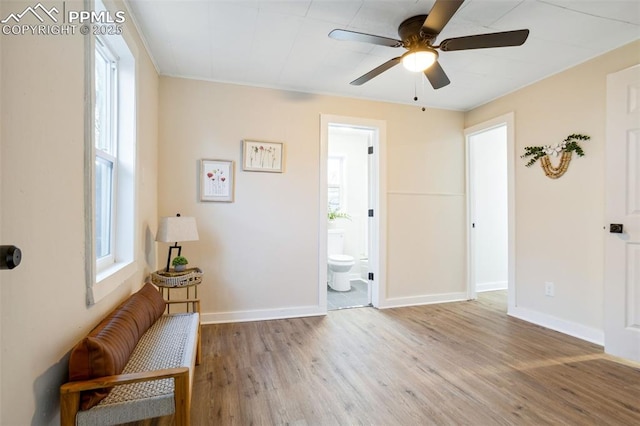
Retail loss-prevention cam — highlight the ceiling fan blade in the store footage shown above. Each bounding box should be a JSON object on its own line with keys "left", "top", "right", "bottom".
{"left": 422, "top": 0, "right": 465, "bottom": 35}
{"left": 350, "top": 57, "right": 402, "bottom": 86}
{"left": 329, "top": 29, "right": 402, "bottom": 48}
{"left": 439, "top": 29, "right": 530, "bottom": 51}
{"left": 424, "top": 61, "right": 450, "bottom": 89}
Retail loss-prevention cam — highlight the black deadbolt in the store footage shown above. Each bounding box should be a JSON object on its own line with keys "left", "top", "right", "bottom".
{"left": 0, "top": 245, "right": 22, "bottom": 269}
{"left": 609, "top": 224, "right": 624, "bottom": 234}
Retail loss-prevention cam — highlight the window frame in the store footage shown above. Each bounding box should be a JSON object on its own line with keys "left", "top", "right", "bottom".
{"left": 328, "top": 154, "right": 347, "bottom": 213}
{"left": 84, "top": 0, "right": 137, "bottom": 305}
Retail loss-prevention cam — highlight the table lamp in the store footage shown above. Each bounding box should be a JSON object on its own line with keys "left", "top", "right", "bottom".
{"left": 156, "top": 213, "right": 199, "bottom": 272}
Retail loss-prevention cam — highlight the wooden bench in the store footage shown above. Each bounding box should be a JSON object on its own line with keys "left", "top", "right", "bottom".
{"left": 60, "top": 283, "right": 201, "bottom": 425}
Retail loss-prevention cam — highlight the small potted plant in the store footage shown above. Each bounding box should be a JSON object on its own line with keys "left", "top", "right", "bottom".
{"left": 328, "top": 208, "right": 351, "bottom": 228}
{"left": 171, "top": 256, "right": 189, "bottom": 272}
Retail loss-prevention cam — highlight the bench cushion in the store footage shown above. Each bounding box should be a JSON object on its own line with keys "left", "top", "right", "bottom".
{"left": 76, "top": 313, "right": 200, "bottom": 426}
{"left": 68, "top": 283, "right": 166, "bottom": 409}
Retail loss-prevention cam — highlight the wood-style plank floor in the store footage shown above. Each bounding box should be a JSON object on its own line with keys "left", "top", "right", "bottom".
{"left": 131, "top": 291, "right": 640, "bottom": 425}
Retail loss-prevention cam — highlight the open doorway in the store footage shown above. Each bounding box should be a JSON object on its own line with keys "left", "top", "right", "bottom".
{"left": 319, "top": 115, "right": 387, "bottom": 312}
{"left": 326, "top": 125, "right": 372, "bottom": 309}
{"left": 465, "top": 113, "right": 516, "bottom": 308}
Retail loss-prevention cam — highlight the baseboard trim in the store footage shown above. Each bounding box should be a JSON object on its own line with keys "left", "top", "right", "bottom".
{"left": 201, "top": 292, "right": 470, "bottom": 322}
{"left": 200, "top": 295, "right": 604, "bottom": 347}
{"left": 509, "top": 306, "right": 604, "bottom": 346}
{"left": 201, "top": 305, "right": 326, "bottom": 324}
{"left": 476, "top": 281, "right": 508, "bottom": 292}
{"left": 379, "top": 292, "right": 468, "bottom": 309}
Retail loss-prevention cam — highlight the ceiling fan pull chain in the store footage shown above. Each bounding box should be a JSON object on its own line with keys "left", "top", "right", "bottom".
{"left": 421, "top": 76, "right": 427, "bottom": 111}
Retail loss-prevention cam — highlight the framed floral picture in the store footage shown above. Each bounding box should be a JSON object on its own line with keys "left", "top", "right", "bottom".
{"left": 200, "top": 159, "right": 234, "bottom": 202}
{"left": 242, "top": 140, "right": 284, "bottom": 173}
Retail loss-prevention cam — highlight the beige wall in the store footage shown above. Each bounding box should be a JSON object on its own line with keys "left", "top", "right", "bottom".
{"left": 0, "top": 1, "right": 158, "bottom": 423}
{"left": 158, "top": 77, "right": 466, "bottom": 320}
{"left": 466, "top": 40, "right": 640, "bottom": 338}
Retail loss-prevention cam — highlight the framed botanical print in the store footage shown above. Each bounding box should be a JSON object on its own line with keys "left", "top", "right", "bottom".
{"left": 200, "top": 159, "right": 234, "bottom": 202}
{"left": 242, "top": 140, "right": 284, "bottom": 173}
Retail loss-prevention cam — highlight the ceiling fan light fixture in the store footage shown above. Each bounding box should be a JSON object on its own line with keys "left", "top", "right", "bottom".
{"left": 401, "top": 48, "right": 438, "bottom": 72}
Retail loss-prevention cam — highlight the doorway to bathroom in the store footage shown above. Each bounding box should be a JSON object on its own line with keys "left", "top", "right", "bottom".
{"left": 465, "top": 113, "right": 515, "bottom": 309}
{"left": 319, "top": 115, "right": 387, "bottom": 311}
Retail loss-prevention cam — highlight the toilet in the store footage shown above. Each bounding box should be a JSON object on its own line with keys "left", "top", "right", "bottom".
{"left": 328, "top": 229, "right": 355, "bottom": 291}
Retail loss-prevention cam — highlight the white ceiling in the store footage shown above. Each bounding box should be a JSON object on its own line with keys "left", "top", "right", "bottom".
{"left": 125, "top": 0, "right": 640, "bottom": 111}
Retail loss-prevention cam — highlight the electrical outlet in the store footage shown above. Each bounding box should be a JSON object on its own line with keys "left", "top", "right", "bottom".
{"left": 545, "top": 282, "right": 555, "bottom": 297}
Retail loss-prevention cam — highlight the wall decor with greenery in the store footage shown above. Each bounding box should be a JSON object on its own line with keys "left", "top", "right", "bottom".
{"left": 521, "top": 133, "right": 590, "bottom": 179}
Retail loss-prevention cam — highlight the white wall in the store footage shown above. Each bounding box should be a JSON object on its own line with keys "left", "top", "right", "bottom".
{"left": 470, "top": 126, "right": 508, "bottom": 291}
{"left": 158, "top": 77, "right": 466, "bottom": 321}
{"left": 0, "top": 1, "right": 159, "bottom": 423}
{"left": 465, "top": 40, "right": 640, "bottom": 342}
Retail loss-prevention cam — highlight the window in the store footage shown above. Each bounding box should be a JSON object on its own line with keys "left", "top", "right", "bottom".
{"left": 328, "top": 155, "right": 346, "bottom": 212}
{"left": 95, "top": 37, "right": 118, "bottom": 270}
{"left": 85, "top": 3, "right": 136, "bottom": 304}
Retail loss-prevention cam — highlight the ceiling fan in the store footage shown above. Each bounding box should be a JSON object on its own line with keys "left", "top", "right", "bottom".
{"left": 329, "top": 0, "right": 530, "bottom": 89}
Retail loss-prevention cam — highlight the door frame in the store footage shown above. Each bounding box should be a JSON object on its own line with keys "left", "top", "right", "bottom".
{"left": 465, "top": 112, "right": 516, "bottom": 310}
{"left": 319, "top": 114, "right": 387, "bottom": 309}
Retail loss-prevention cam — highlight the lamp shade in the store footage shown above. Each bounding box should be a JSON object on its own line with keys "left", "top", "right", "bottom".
{"left": 401, "top": 48, "right": 438, "bottom": 72}
{"left": 156, "top": 216, "right": 199, "bottom": 243}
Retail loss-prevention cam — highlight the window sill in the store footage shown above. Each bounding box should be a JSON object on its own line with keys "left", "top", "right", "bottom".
{"left": 93, "top": 261, "right": 137, "bottom": 304}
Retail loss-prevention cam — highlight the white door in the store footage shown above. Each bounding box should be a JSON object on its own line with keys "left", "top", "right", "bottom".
{"left": 604, "top": 64, "right": 640, "bottom": 362}
{"left": 468, "top": 125, "right": 509, "bottom": 296}
{"left": 367, "top": 133, "right": 375, "bottom": 305}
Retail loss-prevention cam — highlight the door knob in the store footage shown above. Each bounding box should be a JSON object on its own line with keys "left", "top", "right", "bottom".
{"left": 0, "top": 245, "right": 22, "bottom": 269}
{"left": 609, "top": 224, "right": 623, "bottom": 234}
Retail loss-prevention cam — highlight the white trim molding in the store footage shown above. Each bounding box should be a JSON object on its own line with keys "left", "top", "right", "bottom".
{"left": 476, "top": 281, "right": 508, "bottom": 293}
{"left": 201, "top": 305, "right": 325, "bottom": 324}
{"left": 509, "top": 306, "right": 604, "bottom": 346}
{"left": 379, "top": 292, "right": 468, "bottom": 309}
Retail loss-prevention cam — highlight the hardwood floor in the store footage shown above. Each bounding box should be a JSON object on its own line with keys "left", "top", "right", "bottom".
{"left": 133, "top": 292, "right": 640, "bottom": 425}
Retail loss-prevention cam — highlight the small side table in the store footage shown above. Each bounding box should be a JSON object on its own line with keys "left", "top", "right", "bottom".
{"left": 150, "top": 267, "right": 203, "bottom": 313}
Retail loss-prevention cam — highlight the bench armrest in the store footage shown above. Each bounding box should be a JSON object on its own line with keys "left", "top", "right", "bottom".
{"left": 60, "top": 366, "right": 189, "bottom": 393}
{"left": 165, "top": 298, "right": 200, "bottom": 314}
{"left": 60, "top": 367, "right": 190, "bottom": 426}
